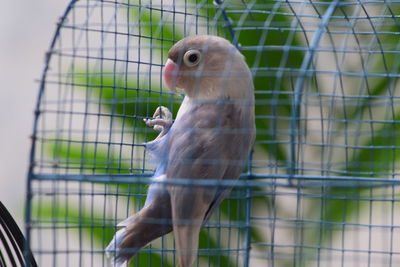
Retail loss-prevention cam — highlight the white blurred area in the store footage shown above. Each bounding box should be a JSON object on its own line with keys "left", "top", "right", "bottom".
{"left": 0, "top": 1, "right": 69, "bottom": 227}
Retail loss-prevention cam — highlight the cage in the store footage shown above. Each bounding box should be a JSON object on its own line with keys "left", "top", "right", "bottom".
{"left": 26, "top": 0, "right": 400, "bottom": 266}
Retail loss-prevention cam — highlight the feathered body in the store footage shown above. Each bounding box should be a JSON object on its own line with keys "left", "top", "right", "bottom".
{"left": 106, "top": 35, "right": 255, "bottom": 267}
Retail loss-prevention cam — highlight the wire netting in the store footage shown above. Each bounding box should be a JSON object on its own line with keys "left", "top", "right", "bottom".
{"left": 26, "top": 0, "right": 400, "bottom": 266}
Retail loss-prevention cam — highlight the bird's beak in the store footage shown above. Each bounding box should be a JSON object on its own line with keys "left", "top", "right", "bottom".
{"left": 163, "top": 59, "right": 179, "bottom": 94}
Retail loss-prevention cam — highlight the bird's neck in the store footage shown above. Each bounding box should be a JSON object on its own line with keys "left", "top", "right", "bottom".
{"left": 175, "top": 96, "right": 192, "bottom": 121}
{"left": 177, "top": 94, "right": 253, "bottom": 122}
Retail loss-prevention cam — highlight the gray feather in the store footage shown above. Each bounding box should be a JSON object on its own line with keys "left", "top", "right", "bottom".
{"left": 165, "top": 98, "right": 255, "bottom": 267}
{"left": 106, "top": 35, "right": 255, "bottom": 267}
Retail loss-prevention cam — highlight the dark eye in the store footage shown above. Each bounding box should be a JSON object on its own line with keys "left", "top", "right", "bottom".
{"left": 188, "top": 54, "right": 198, "bottom": 63}
{"left": 183, "top": 50, "right": 201, "bottom": 67}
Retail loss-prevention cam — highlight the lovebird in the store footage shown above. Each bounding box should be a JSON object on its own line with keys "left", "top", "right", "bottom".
{"left": 106, "top": 35, "right": 255, "bottom": 267}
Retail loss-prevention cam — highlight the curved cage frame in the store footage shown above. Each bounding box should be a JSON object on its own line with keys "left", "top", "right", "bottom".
{"left": 26, "top": 1, "right": 400, "bottom": 266}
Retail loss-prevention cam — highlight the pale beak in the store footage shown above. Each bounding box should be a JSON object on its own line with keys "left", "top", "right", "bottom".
{"left": 163, "top": 59, "right": 179, "bottom": 93}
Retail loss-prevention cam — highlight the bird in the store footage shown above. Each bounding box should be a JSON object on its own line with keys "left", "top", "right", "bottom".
{"left": 106, "top": 35, "right": 255, "bottom": 267}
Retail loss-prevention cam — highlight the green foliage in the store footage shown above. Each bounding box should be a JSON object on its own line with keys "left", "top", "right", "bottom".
{"left": 32, "top": 202, "right": 171, "bottom": 267}
{"left": 127, "top": 3, "right": 184, "bottom": 46}
{"left": 74, "top": 70, "right": 182, "bottom": 143}
{"left": 36, "top": 0, "right": 400, "bottom": 266}
{"left": 47, "top": 141, "right": 133, "bottom": 174}
{"left": 303, "top": 11, "right": 400, "bottom": 261}
{"left": 226, "top": 0, "right": 306, "bottom": 161}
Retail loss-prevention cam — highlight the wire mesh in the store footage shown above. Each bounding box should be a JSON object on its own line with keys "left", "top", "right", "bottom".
{"left": 26, "top": 0, "right": 400, "bottom": 266}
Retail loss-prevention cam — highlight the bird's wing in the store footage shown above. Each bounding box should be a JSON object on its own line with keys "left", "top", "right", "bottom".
{"left": 107, "top": 175, "right": 173, "bottom": 264}
{"left": 165, "top": 101, "right": 252, "bottom": 266}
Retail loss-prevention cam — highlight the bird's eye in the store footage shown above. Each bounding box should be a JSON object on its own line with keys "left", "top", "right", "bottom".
{"left": 183, "top": 50, "right": 201, "bottom": 67}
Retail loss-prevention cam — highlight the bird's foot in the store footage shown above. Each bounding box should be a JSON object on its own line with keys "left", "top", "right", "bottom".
{"left": 144, "top": 106, "right": 173, "bottom": 139}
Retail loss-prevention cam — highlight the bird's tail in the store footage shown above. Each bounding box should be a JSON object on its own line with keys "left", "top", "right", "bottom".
{"left": 106, "top": 227, "right": 130, "bottom": 266}
{"left": 169, "top": 186, "right": 216, "bottom": 267}
{"left": 173, "top": 223, "right": 203, "bottom": 267}
{"left": 105, "top": 182, "right": 172, "bottom": 265}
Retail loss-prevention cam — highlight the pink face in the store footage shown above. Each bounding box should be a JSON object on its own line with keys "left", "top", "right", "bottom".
{"left": 163, "top": 59, "right": 179, "bottom": 93}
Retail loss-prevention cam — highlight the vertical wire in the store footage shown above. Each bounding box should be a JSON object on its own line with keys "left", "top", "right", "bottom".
{"left": 171, "top": 1, "right": 177, "bottom": 265}
{"left": 148, "top": 1, "right": 154, "bottom": 264}
{"left": 52, "top": 3, "right": 64, "bottom": 265}
{"left": 226, "top": 187, "right": 232, "bottom": 266}
{"left": 87, "top": 1, "right": 95, "bottom": 266}
{"left": 135, "top": 4, "right": 145, "bottom": 258}
{"left": 243, "top": 151, "right": 253, "bottom": 267}
{"left": 307, "top": 2, "right": 351, "bottom": 264}
{"left": 98, "top": 1, "right": 106, "bottom": 265}
{"left": 159, "top": 2, "right": 166, "bottom": 263}
{"left": 289, "top": 0, "right": 341, "bottom": 183}
{"left": 214, "top": 0, "right": 238, "bottom": 49}
{"left": 289, "top": 1, "right": 341, "bottom": 265}
{"left": 388, "top": 6, "right": 400, "bottom": 265}
{"left": 211, "top": 1, "right": 252, "bottom": 265}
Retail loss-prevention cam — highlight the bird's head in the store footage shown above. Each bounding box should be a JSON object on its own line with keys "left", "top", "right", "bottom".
{"left": 164, "top": 35, "right": 253, "bottom": 100}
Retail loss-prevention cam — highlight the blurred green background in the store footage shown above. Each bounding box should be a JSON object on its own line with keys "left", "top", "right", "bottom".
{"left": 22, "top": 0, "right": 400, "bottom": 266}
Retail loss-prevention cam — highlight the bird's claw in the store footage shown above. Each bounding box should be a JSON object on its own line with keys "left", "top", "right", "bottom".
{"left": 144, "top": 106, "right": 173, "bottom": 139}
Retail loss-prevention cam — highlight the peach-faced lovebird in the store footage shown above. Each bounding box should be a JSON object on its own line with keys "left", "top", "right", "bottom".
{"left": 106, "top": 35, "right": 255, "bottom": 267}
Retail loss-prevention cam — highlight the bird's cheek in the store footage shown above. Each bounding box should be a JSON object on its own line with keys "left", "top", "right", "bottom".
{"left": 163, "top": 59, "right": 179, "bottom": 93}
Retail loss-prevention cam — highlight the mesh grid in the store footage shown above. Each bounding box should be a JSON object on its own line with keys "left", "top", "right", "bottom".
{"left": 26, "top": 0, "right": 400, "bottom": 266}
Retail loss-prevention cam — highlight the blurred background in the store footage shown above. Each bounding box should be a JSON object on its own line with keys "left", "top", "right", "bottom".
{"left": 0, "top": 0, "right": 68, "bottom": 227}
{"left": 2, "top": 1, "right": 400, "bottom": 266}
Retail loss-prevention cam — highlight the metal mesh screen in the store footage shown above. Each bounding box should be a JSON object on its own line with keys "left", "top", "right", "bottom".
{"left": 26, "top": 0, "right": 400, "bottom": 266}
